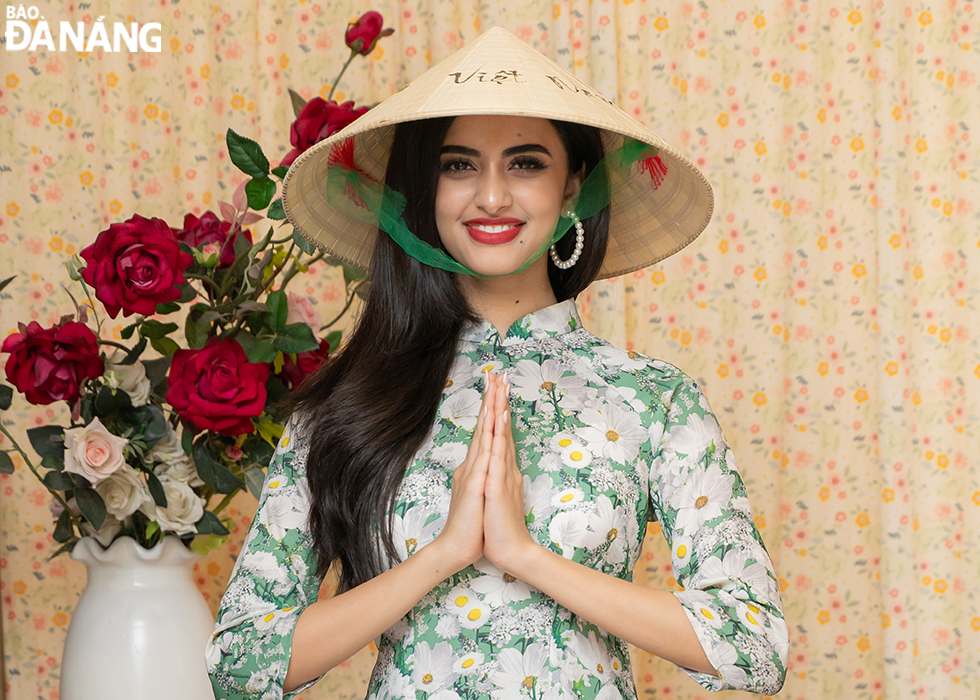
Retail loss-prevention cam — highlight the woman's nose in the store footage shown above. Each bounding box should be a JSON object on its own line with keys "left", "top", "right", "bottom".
{"left": 473, "top": 167, "right": 512, "bottom": 213}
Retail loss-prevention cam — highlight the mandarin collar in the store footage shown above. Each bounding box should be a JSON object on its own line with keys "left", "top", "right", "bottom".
{"left": 460, "top": 299, "right": 581, "bottom": 348}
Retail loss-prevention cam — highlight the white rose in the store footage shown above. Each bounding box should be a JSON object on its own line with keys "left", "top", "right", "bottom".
{"left": 64, "top": 417, "right": 129, "bottom": 485}
{"left": 95, "top": 464, "right": 149, "bottom": 518}
{"left": 82, "top": 515, "right": 123, "bottom": 548}
{"left": 149, "top": 425, "right": 203, "bottom": 487}
{"left": 141, "top": 478, "right": 205, "bottom": 536}
{"left": 104, "top": 350, "right": 151, "bottom": 407}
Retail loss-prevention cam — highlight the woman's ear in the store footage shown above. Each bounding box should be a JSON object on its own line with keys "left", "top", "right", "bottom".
{"left": 562, "top": 165, "right": 586, "bottom": 212}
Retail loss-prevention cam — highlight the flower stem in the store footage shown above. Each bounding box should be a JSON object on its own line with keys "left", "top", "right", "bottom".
{"left": 98, "top": 339, "right": 131, "bottom": 353}
{"left": 209, "top": 490, "right": 238, "bottom": 517}
{"left": 320, "top": 279, "right": 365, "bottom": 330}
{"left": 0, "top": 423, "right": 86, "bottom": 537}
{"left": 327, "top": 50, "right": 358, "bottom": 102}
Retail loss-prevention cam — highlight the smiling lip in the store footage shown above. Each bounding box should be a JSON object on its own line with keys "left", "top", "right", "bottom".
{"left": 464, "top": 217, "right": 525, "bottom": 245}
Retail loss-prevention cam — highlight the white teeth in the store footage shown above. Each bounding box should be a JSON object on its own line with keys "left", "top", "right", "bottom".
{"left": 471, "top": 224, "right": 517, "bottom": 233}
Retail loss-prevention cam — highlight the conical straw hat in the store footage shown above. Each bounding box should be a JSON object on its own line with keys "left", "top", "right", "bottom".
{"left": 282, "top": 27, "right": 713, "bottom": 279}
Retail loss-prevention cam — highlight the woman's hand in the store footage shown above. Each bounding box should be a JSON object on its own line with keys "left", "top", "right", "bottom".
{"left": 482, "top": 373, "right": 539, "bottom": 572}
{"left": 431, "top": 370, "right": 497, "bottom": 573}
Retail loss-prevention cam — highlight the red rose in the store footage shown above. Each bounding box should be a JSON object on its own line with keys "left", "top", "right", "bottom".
{"left": 177, "top": 211, "right": 253, "bottom": 268}
{"left": 280, "top": 98, "right": 369, "bottom": 168}
{"left": 80, "top": 214, "right": 193, "bottom": 319}
{"left": 1, "top": 320, "right": 104, "bottom": 405}
{"left": 277, "top": 338, "right": 330, "bottom": 389}
{"left": 344, "top": 11, "right": 393, "bottom": 56}
{"left": 165, "top": 337, "right": 270, "bottom": 436}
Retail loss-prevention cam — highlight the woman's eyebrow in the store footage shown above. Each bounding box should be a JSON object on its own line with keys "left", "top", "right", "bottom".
{"left": 439, "top": 144, "right": 553, "bottom": 157}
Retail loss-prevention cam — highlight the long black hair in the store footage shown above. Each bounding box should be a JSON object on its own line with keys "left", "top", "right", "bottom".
{"left": 280, "top": 117, "right": 610, "bottom": 592}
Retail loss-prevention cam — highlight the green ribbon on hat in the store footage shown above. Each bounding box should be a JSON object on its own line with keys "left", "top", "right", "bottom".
{"left": 323, "top": 136, "right": 657, "bottom": 278}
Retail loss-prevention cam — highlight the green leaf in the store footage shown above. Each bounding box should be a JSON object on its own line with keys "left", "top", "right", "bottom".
{"left": 264, "top": 375, "right": 290, "bottom": 407}
{"left": 192, "top": 438, "right": 244, "bottom": 494}
{"left": 226, "top": 128, "right": 270, "bottom": 178}
{"left": 288, "top": 88, "right": 307, "bottom": 119}
{"left": 120, "top": 323, "right": 138, "bottom": 340}
{"left": 43, "top": 470, "right": 74, "bottom": 491}
{"left": 240, "top": 337, "right": 277, "bottom": 364}
{"left": 140, "top": 320, "right": 179, "bottom": 340}
{"left": 292, "top": 229, "right": 316, "bottom": 255}
{"left": 93, "top": 385, "right": 132, "bottom": 417}
{"left": 181, "top": 428, "right": 193, "bottom": 456}
{"left": 119, "top": 336, "right": 147, "bottom": 365}
{"left": 266, "top": 289, "right": 288, "bottom": 332}
{"left": 150, "top": 337, "right": 180, "bottom": 357}
{"left": 354, "top": 279, "right": 371, "bottom": 300}
{"left": 146, "top": 470, "right": 168, "bottom": 508}
{"left": 246, "top": 176, "right": 277, "bottom": 211}
{"left": 190, "top": 532, "right": 229, "bottom": 556}
{"left": 75, "top": 487, "right": 107, "bottom": 531}
{"left": 185, "top": 307, "right": 211, "bottom": 350}
{"left": 145, "top": 520, "right": 160, "bottom": 540}
{"left": 0, "top": 451, "right": 13, "bottom": 475}
{"left": 271, "top": 166, "right": 289, "bottom": 179}
{"left": 155, "top": 301, "right": 181, "bottom": 315}
{"left": 177, "top": 283, "right": 198, "bottom": 303}
{"left": 142, "top": 357, "right": 171, "bottom": 398}
{"left": 267, "top": 198, "right": 286, "bottom": 221}
{"left": 272, "top": 323, "right": 318, "bottom": 354}
{"left": 243, "top": 467, "right": 266, "bottom": 499}
{"left": 0, "top": 383, "right": 12, "bottom": 411}
{"left": 53, "top": 509, "right": 74, "bottom": 543}
{"left": 0, "top": 275, "right": 16, "bottom": 294}
{"left": 195, "top": 510, "right": 230, "bottom": 536}
{"left": 27, "top": 426, "right": 65, "bottom": 459}
{"left": 141, "top": 405, "right": 169, "bottom": 448}
{"left": 325, "top": 330, "right": 342, "bottom": 353}
{"left": 342, "top": 262, "right": 367, "bottom": 284}
{"left": 40, "top": 454, "right": 63, "bottom": 471}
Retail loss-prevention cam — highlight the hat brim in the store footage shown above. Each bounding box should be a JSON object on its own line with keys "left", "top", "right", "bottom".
{"left": 282, "top": 27, "right": 713, "bottom": 279}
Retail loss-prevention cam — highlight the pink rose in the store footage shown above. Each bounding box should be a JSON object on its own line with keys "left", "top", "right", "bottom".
{"left": 64, "top": 417, "right": 130, "bottom": 485}
{"left": 177, "top": 211, "right": 253, "bottom": 268}
{"left": 286, "top": 291, "right": 322, "bottom": 333}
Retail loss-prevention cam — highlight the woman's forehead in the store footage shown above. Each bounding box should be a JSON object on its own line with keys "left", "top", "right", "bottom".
{"left": 442, "top": 115, "right": 562, "bottom": 146}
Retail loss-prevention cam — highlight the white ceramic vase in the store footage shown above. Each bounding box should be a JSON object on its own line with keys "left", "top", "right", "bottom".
{"left": 61, "top": 536, "right": 216, "bottom": 700}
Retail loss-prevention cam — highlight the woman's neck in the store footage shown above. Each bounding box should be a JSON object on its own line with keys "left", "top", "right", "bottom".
{"left": 456, "top": 255, "right": 558, "bottom": 336}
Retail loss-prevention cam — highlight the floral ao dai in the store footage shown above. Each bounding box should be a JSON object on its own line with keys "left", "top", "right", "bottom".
{"left": 207, "top": 300, "right": 788, "bottom": 700}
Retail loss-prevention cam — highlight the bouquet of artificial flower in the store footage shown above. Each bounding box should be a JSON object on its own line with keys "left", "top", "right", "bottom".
{"left": 0, "top": 11, "right": 393, "bottom": 556}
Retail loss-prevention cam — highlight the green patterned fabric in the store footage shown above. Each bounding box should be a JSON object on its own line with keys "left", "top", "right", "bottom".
{"left": 206, "top": 300, "right": 787, "bottom": 700}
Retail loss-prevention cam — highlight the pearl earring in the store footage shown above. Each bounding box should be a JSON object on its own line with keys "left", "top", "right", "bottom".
{"left": 550, "top": 209, "right": 585, "bottom": 270}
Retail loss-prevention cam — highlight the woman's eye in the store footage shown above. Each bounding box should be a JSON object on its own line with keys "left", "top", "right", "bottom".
{"left": 511, "top": 156, "right": 546, "bottom": 171}
{"left": 440, "top": 158, "right": 473, "bottom": 172}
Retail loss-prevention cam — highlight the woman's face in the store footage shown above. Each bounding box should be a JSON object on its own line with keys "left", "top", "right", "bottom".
{"left": 435, "top": 115, "right": 580, "bottom": 278}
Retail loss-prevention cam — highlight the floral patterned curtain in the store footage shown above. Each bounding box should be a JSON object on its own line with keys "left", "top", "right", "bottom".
{"left": 1, "top": 1, "right": 977, "bottom": 699}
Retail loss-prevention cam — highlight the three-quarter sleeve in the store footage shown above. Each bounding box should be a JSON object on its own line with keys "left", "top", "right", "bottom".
{"left": 647, "top": 373, "right": 788, "bottom": 694}
{"left": 206, "top": 420, "right": 324, "bottom": 700}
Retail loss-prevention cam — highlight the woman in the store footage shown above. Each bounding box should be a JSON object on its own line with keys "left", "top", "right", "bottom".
{"left": 207, "top": 28, "right": 787, "bottom": 700}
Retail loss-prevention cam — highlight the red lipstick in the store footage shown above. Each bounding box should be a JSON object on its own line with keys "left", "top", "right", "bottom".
{"left": 463, "top": 217, "right": 525, "bottom": 245}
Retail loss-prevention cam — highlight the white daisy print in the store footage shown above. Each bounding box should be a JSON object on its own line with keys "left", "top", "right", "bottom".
{"left": 736, "top": 602, "right": 766, "bottom": 633}
{"left": 445, "top": 356, "right": 478, "bottom": 394}
{"left": 392, "top": 505, "right": 445, "bottom": 561}
{"left": 567, "top": 629, "right": 614, "bottom": 683}
{"left": 594, "top": 345, "right": 648, "bottom": 371}
{"left": 671, "top": 534, "right": 694, "bottom": 569}
{"left": 453, "top": 650, "right": 485, "bottom": 675}
{"left": 586, "top": 495, "right": 628, "bottom": 563}
{"left": 696, "top": 547, "right": 771, "bottom": 595}
{"left": 595, "top": 684, "right": 624, "bottom": 700}
{"left": 447, "top": 586, "right": 492, "bottom": 629}
{"left": 489, "top": 643, "right": 549, "bottom": 697}
{"left": 673, "top": 464, "right": 736, "bottom": 533}
{"left": 410, "top": 641, "right": 456, "bottom": 692}
{"left": 611, "top": 385, "right": 647, "bottom": 413}
{"left": 523, "top": 474, "right": 556, "bottom": 525}
{"left": 439, "top": 388, "right": 481, "bottom": 430}
{"left": 561, "top": 443, "right": 593, "bottom": 469}
{"left": 549, "top": 510, "right": 598, "bottom": 557}
{"left": 258, "top": 494, "right": 305, "bottom": 541}
{"left": 471, "top": 557, "right": 532, "bottom": 607}
{"left": 576, "top": 404, "right": 647, "bottom": 464}
{"left": 511, "top": 358, "right": 588, "bottom": 412}
{"left": 665, "top": 412, "right": 724, "bottom": 464}
{"left": 551, "top": 487, "right": 585, "bottom": 509}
